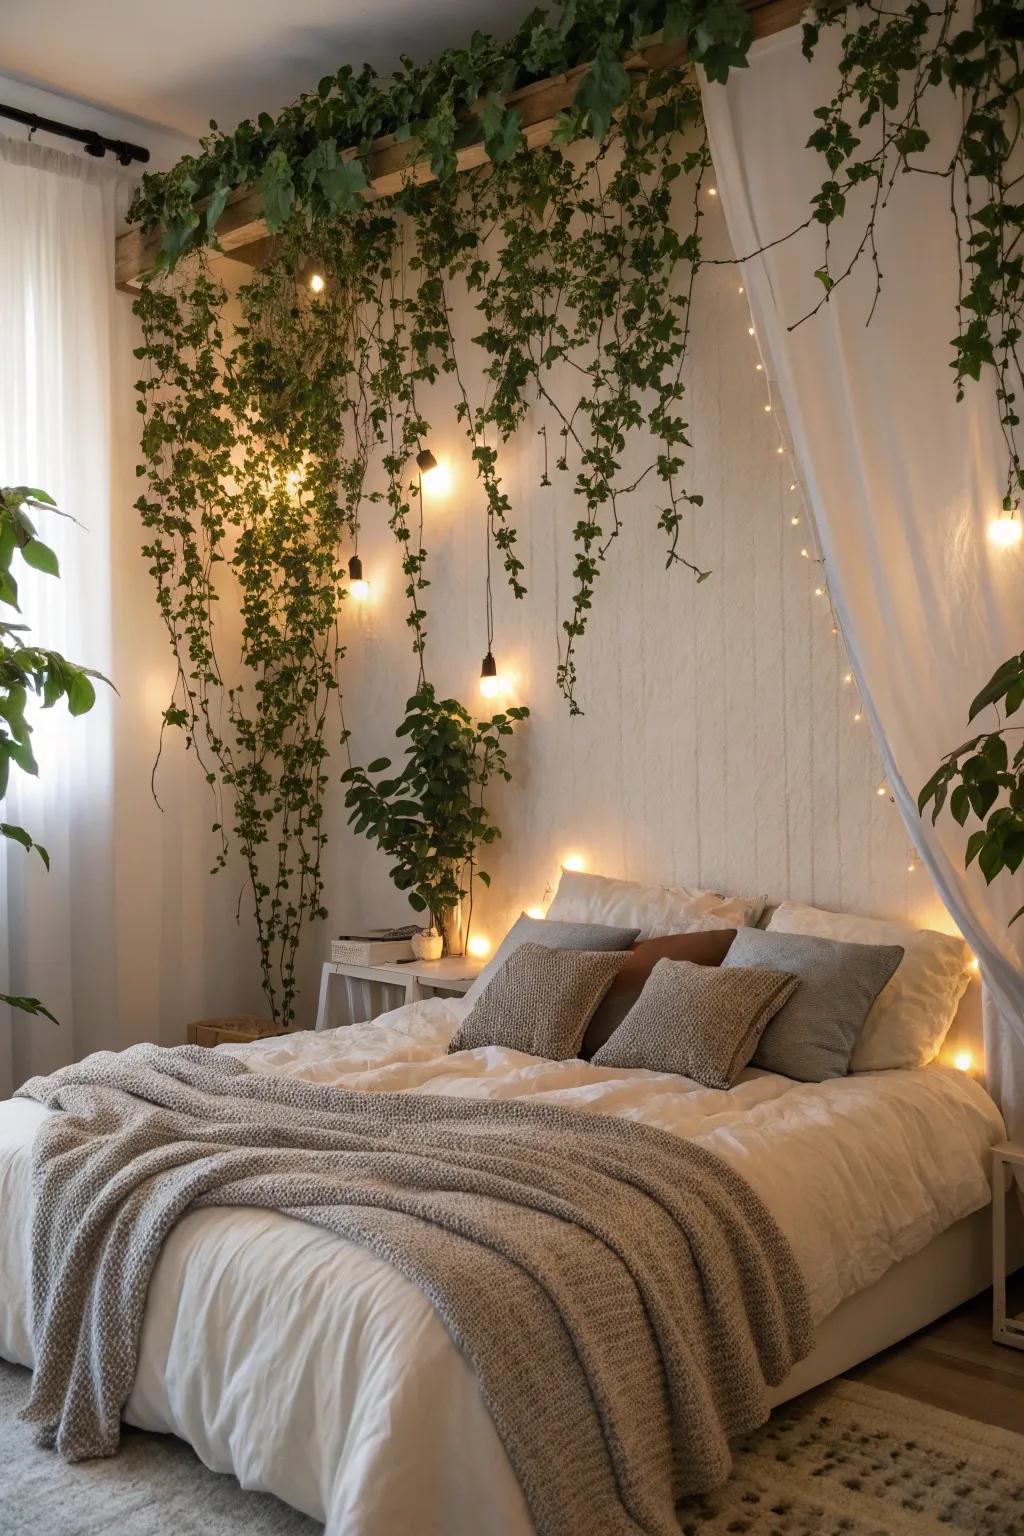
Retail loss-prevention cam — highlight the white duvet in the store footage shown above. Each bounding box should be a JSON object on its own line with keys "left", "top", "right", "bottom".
{"left": 0, "top": 998, "right": 1005, "bottom": 1535}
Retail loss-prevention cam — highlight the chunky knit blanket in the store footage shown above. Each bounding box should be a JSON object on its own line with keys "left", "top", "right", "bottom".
{"left": 17, "top": 1044, "right": 813, "bottom": 1536}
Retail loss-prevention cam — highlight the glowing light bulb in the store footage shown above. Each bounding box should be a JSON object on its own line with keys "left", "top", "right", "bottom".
{"left": 479, "top": 650, "right": 502, "bottom": 699}
{"left": 953, "top": 1050, "right": 973, "bottom": 1073}
{"left": 466, "top": 934, "right": 492, "bottom": 959}
{"left": 814, "top": 586, "right": 825, "bottom": 597}
{"left": 563, "top": 854, "right": 586, "bottom": 873}
{"left": 800, "top": 548, "right": 810, "bottom": 559}
{"left": 843, "top": 672, "right": 853, "bottom": 684}
{"left": 790, "top": 515, "right": 800, "bottom": 526}
{"left": 308, "top": 272, "right": 326, "bottom": 295}
{"left": 988, "top": 512, "right": 1022, "bottom": 548}
{"left": 347, "top": 554, "right": 368, "bottom": 600}
{"left": 789, "top": 483, "right": 797, "bottom": 491}
{"left": 764, "top": 404, "right": 772, "bottom": 413}
{"left": 907, "top": 861, "right": 917, "bottom": 873}
{"left": 776, "top": 445, "right": 784, "bottom": 455}
{"left": 747, "top": 326, "right": 755, "bottom": 336}
{"left": 707, "top": 186, "right": 718, "bottom": 196}
{"left": 526, "top": 905, "right": 546, "bottom": 920}
{"left": 755, "top": 363, "right": 764, "bottom": 372}
{"left": 417, "top": 447, "right": 451, "bottom": 497}
{"left": 877, "top": 784, "right": 889, "bottom": 797}
{"left": 853, "top": 711, "right": 863, "bottom": 722}
{"left": 737, "top": 285, "right": 744, "bottom": 294}
{"left": 969, "top": 955, "right": 981, "bottom": 973}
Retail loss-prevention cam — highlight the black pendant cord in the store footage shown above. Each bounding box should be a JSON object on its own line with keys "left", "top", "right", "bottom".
{"left": 0, "top": 103, "right": 150, "bottom": 166}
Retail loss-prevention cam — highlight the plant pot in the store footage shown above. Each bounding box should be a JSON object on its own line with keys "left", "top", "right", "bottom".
{"left": 439, "top": 901, "right": 465, "bottom": 958}
{"left": 411, "top": 928, "right": 443, "bottom": 961}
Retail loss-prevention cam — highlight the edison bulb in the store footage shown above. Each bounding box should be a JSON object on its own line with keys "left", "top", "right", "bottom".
{"left": 988, "top": 513, "right": 1022, "bottom": 548}
{"left": 309, "top": 272, "right": 326, "bottom": 295}
{"left": 479, "top": 673, "right": 501, "bottom": 700}
{"left": 466, "top": 934, "right": 491, "bottom": 959}
{"left": 349, "top": 578, "right": 369, "bottom": 601}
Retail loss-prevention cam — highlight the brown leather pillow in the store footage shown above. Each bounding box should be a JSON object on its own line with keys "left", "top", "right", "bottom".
{"left": 580, "top": 929, "right": 736, "bottom": 1058}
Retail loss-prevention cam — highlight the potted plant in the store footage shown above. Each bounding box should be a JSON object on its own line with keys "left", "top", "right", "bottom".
{"left": 342, "top": 683, "right": 528, "bottom": 954}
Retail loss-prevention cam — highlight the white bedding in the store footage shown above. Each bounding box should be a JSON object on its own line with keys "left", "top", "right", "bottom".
{"left": 0, "top": 997, "right": 1005, "bottom": 1535}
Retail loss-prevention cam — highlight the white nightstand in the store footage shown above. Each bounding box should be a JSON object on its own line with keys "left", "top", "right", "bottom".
{"left": 314, "top": 956, "right": 485, "bottom": 1033}
{"left": 993, "top": 1142, "right": 1024, "bottom": 1351}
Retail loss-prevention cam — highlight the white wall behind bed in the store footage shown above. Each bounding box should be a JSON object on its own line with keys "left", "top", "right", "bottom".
{"left": 308, "top": 190, "right": 958, "bottom": 1012}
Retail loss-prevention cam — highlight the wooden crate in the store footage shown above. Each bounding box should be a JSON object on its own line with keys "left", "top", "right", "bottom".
{"left": 187, "top": 1016, "right": 285, "bottom": 1048}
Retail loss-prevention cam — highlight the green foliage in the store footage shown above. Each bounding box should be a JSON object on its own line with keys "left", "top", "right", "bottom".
{"left": 919, "top": 652, "right": 1024, "bottom": 922}
{"left": 0, "top": 485, "right": 108, "bottom": 1021}
{"left": 341, "top": 683, "right": 528, "bottom": 935}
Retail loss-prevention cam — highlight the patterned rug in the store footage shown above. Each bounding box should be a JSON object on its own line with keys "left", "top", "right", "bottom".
{"left": 2, "top": 1361, "right": 1023, "bottom": 1534}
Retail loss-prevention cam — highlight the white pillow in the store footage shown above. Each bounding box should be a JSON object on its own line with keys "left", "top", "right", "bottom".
{"left": 767, "top": 900, "right": 971, "bottom": 1071}
{"left": 545, "top": 869, "right": 765, "bottom": 941}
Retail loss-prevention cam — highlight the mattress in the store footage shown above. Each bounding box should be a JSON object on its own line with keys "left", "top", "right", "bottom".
{"left": 0, "top": 997, "right": 1006, "bottom": 1535}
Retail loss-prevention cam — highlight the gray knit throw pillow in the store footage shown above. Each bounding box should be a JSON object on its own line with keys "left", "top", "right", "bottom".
{"left": 592, "top": 957, "right": 800, "bottom": 1088}
{"left": 449, "top": 943, "right": 627, "bottom": 1061}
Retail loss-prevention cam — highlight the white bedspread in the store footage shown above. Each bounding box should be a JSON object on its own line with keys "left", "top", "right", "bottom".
{"left": 0, "top": 998, "right": 1005, "bottom": 1535}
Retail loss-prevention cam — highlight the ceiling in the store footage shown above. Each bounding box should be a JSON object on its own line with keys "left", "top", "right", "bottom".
{"left": 0, "top": 0, "right": 536, "bottom": 141}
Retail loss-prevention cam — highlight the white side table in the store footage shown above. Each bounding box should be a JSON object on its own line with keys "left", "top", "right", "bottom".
{"left": 993, "top": 1142, "right": 1024, "bottom": 1350}
{"left": 314, "top": 956, "right": 485, "bottom": 1033}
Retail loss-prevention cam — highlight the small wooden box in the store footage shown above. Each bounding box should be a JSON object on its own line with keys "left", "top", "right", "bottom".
{"left": 187, "top": 1016, "right": 285, "bottom": 1048}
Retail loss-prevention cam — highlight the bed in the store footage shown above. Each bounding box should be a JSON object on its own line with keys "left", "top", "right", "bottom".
{"left": 0, "top": 991, "right": 1014, "bottom": 1536}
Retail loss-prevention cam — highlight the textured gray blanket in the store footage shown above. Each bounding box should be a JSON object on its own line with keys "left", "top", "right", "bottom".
{"left": 16, "top": 1044, "right": 813, "bottom": 1536}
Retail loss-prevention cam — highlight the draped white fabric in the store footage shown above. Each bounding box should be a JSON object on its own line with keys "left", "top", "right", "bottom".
{"left": 0, "top": 137, "right": 262, "bottom": 1096}
{"left": 701, "top": 30, "right": 1024, "bottom": 1136}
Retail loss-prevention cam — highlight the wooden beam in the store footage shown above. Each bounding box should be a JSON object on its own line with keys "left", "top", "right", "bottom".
{"left": 115, "top": 0, "right": 804, "bottom": 292}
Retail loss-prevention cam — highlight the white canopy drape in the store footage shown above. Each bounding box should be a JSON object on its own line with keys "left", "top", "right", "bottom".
{"left": 0, "top": 137, "right": 263, "bottom": 1096}
{"left": 701, "top": 29, "right": 1024, "bottom": 1135}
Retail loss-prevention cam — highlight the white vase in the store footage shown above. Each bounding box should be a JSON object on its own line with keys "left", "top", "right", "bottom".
{"left": 411, "top": 929, "right": 443, "bottom": 961}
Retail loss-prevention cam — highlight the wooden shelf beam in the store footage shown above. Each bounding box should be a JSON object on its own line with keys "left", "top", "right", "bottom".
{"left": 115, "top": 0, "right": 804, "bottom": 291}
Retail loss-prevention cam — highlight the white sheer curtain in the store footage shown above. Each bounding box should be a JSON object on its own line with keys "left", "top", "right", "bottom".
{"left": 701, "top": 29, "right": 1024, "bottom": 1136}
{"left": 0, "top": 137, "right": 263, "bottom": 1097}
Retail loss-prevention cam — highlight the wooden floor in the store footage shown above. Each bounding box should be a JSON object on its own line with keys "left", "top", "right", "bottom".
{"left": 846, "top": 1269, "right": 1024, "bottom": 1434}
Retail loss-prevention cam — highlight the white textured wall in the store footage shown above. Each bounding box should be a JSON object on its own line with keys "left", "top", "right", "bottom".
{"left": 306, "top": 192, "right": 955, "bottom": 1012}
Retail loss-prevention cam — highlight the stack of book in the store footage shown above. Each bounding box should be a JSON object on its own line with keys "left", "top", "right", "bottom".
{"left": 330, "top": 926, "right": 421, "bottom": 965}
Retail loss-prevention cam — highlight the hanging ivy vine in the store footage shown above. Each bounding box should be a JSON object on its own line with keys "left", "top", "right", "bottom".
{"left": 132, "top": 0, "right": 1024, "bottom": 1031}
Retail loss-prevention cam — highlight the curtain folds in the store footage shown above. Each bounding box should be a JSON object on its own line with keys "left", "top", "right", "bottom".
{"left": 0, "top": 137, "right": 263, "bottom": 1095}
{"left": 701, "top": 30, "right": 1024, "bottom": 1136}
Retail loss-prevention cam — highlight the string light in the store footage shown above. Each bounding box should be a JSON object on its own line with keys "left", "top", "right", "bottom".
{"left": 479, "top": 650, "right": 502, "bottom": 699}
{"left": 853, "top": 711, "right": 863, "bottom": 722}
{"left": 563, "top": 853, "right": 586, "bottom": 873}
{"left": 308, "top": 272, "right": 326, "bottom": 295}
{"left": 988, "top": 511, "right": 1022, "bottom": 548}
{"left": 747, "top": 326, "right": 756, "bottom": 337}
{"left": 347, "top": 553, "right": 369, "bottom": 601}
{"left": 764, "top": 404, "right": 772, "bottom": 413}
{"left": 737, "top": 285, "right": 745, "bottom": 294}
{"left": 790, "top": 515, "right": 800, "bottom": 525}
{"left": 814, "top": 586, "right": 825, "bottom": 597}
{"left": 755, "top": 363, "right": 764, "bottom": 372}
{"left": 877, "top": 783, "right": 889, "bottom": 797}
{"left": 707, "top": 186, "right": 718, "bottom": 196}
{"left": 467, "top": 934, "right": 492, "bottom": 959}
{"left": 843, "top": 672, "right": 853, "bottom": 684}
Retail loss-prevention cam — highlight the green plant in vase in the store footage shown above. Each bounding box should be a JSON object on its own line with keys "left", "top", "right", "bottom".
{"left": 342, "top": 683, "right": 528, "bottom": 954}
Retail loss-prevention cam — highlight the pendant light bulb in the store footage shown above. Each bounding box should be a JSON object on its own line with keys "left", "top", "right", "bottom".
{"left": 347, "top": 554, "right": 369, "bottom": 601}
{"left": 988, "top": 511, "right": 1022, "bottom": 548}
{"left": 479, "top": 650, "right": 501, "bottom": 699}
{"left": 308, "top": 272, "right": 326, "bottom": 295}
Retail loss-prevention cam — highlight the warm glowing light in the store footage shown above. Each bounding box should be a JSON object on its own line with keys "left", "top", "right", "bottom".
{"left": 853, "top": 711, "right": 863, "bottom": 722}
{"left": 877, "top": 784, "right": 889, "bottom": 797}
{"left": 747, "top": 326, "right": 755, "bottom": 336}
{"left": 563, "top": 854, "right": 586, "bottom": 873}
{"left": 420, "top": 458, "right": 451, "bottom": 497}
{"left": 789, "top": 483, "right": 797, "bottom": 491}
{"left": 800, "top": 548, "right": 810, "bottom": 559}
{"left": 737, "top": 285, "right": 744, "bottom": 294}
{"left": 349, "top": 578, "right": 369, "bottom": 601}
{"left": 790, "top": 515, "right": 800, "bottom": 526}
{"left": 764, "top": 404, "right": 772, "bottom": 413}
{"left": 776, "top": 445, "right": 784, "bottom": 455}
{"left": 526, "top": 905, "right": 546, "bottom": 920}
{"left": 467, "top": 934, "right": 492, "bottom": 959}
{"left": 907, "top": 861, "right": 917, "bottom": 873}
{"left": 953, "top": 1050, "right": 973, "bottom": 1073}
{"left": 988, "top": 512, "right": 1022, "bottom": 548}
{"left": 814, "top": 586, "right": 824, "bottom": 597}
{"left": 308, "top": 272, "right": 326, "bottom": 295}
{"left": 843, "top": 672, "right": 853, "bottom": 684}
{"left": 755, "top": 363, "right": 764, "bottom": 372}
{"left": 707, "top": 186, "right": 718, "bottom": 196}
{"left": 285, "top": 469, "right": 302, "bottom": 496}
{"left": 479, "top": 673, "right": 502, "bottom": 699}
{"left": 970, "top": 954, "right": 981, "bottom": 973}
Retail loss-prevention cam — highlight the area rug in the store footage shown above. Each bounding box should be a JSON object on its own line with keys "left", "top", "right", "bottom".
{"left": 2, "top": 1360, "right": 1023, "bottom": 1535}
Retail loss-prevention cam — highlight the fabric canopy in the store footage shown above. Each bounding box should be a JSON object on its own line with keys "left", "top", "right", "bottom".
{"left": 701, "top": 28, "right": 1024, "bottom": 1136}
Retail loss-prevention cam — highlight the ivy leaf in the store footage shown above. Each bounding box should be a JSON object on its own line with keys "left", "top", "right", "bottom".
{"left": 316, "top": 147, "right": 368, "bottom": 213}
{"left": 481, "top": 94, "right": 523, "bottom": 165}
{"left": 205, "top": 184, "right": 228, "bottom": 240}
{"left": 260, "top": 147, "right": 296, "bottom": 232}
{"left": 574, "top": 39, "right": 629, "bottom": 144}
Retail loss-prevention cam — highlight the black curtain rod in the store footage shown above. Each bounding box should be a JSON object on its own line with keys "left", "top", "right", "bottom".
{"left": 0, "top": 102, "right": 150, "bottom": 166}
